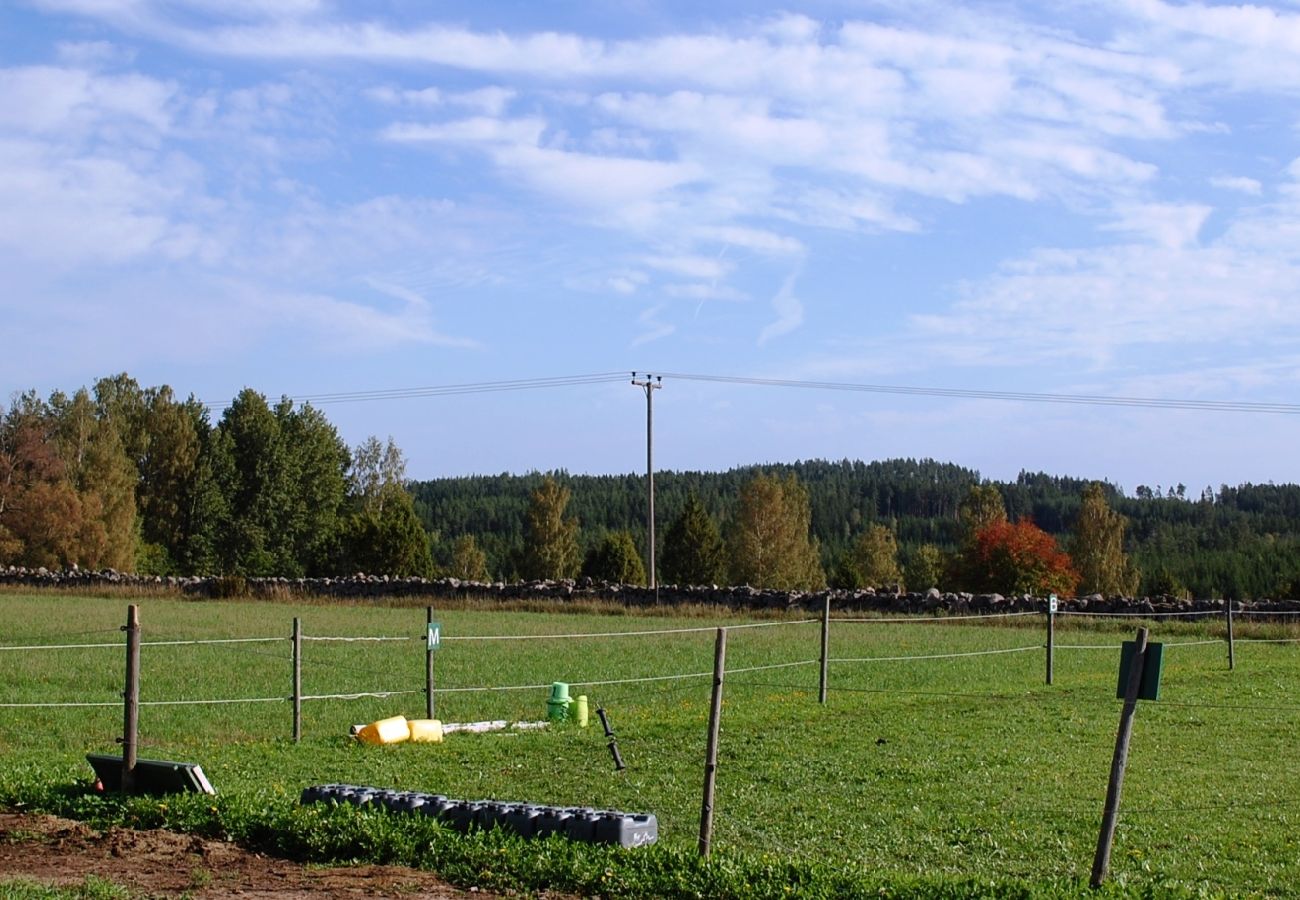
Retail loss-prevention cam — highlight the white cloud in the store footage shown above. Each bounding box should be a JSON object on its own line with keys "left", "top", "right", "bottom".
{"left": 490, "top": 144, "right": 702, "bottom": 219}
{"left": 0, "top": 136, "right": 209, "bottom": 264}
{"left": 641, "top": 253, "right": 732, "bottom": 280}
{"left": 902, "top": 198, "right": 1300, "bottom": 369}
{"left": 40, "top": 6, "right": 1194, "bottom": 215}
{"left": 631, "top": 303, "right": 674, "bottom": 346}
{"left": 0, "top": 65, "right": 175, "bottom": 135}
{"left": 1116, "top": 0, "right": 1300, "bottom": 91}
{"left": 55, "top": 40, "right": 135, "bottom": 67}
{"left": 175, "top": 0, "right": 324, "bottom": 19}
{"left": 777, "top": 187, "right": 919, "bottom": 232}
{"left": 22, "top": 1, "right": 1300, "bottom": 389}
{"left": 692, "top": 225, "right": 804, "bottom": 256}
{"left": 595, "top": 91, "right": 830, "bottom": 162}
{"left": 1103, "top": 202, "right": 1212, "bottom": 248}
{"left": 357, "top": 279, "right": 481, "bottom": 348}
{"left": 382, "top": 116, "right": 545, "bottom": 146}
{"left": 366, "top": 84, "right": 515, "bottom": 115}
{"left": 664, "top": 283, "right": 749, "bottom": 302}
{"left": 1210, "top": 175, "right": 1263, "bottom": 195}
{"left": 758, "top": 268, "right": 804, "bottom": 346}
{"left": 562, "top": 269, "right": 648, "bottom": 296}
{"left": 607, "top": 274, "right": 644, "bottom": 295}
{"left": 276, "top": 288, "right": 478, "bottom": 349}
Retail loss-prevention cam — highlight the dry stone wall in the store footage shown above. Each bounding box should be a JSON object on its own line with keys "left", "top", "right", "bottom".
{"left": 4, "top": 565, "right": 1300, "bottom": 615}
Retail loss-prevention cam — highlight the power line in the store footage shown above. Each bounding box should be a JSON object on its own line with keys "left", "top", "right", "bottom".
{"left": 198, "top": 370, "right": 1300, "bottom": 416}
{"left": 657, "top": 372, "right": 1300, "bottom": 415}
{"left": 200, "top": 372, "right": 629, "bottom": 412}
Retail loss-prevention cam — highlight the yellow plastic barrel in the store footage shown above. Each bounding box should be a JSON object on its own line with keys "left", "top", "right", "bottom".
{"left": 357, "top": 715, "right": 410, "bottom": 745}
{"left": 408, "top": 719, "right": 444, "bottom": 743}
{"left": 574, "top": 695, "right": 589, "bottom": 728}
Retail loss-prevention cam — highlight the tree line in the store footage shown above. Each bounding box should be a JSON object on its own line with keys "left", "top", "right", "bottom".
{"left": 0, "top": 374, "right": 432, "bottom": 578}
{"left": 493, "top": 473, "right": 1115, "bottom": 599}
{"left": 6, "top": 374, "right": 1300, "bottom": 600}
{"left": 413, "top": 460, "right": 1300, "bottom": 600}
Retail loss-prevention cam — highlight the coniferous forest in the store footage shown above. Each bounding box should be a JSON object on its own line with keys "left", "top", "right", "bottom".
{"left": 410, "top": 461, "right": 1300, "bottom": 602}
{"left": 5, "top": 374, "right": 1300, "bottom": 600}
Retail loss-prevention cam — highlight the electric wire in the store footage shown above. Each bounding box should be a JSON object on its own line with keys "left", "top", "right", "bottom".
{"left": 1055, "top": 609, "right": 1220, "bottom": 618}
{"left": 1056, "top": 638, "right": 1225, "bottom": 650}
{"left": 657, "top": 371, "right": 1300, "bottom": 415}
{"left": 193, "top": 368, "right": 1300, "bottom": 416}
{"left": 0, "top": 636, "right": 284, "bottom": 652}
{"left": 835, "top": 611, "right": 1039, "bottom": 624}
{"left": 442, "top": 618, "right": 816, "bottom": 642}
{"left": 301, "top": 635, "right": 414, "bottom": 643}
{"left": 200, "top": 372, "right": 629, "bottom": 412}
{"left": 831, "top": 645, "right": 1042, "bottom": 663}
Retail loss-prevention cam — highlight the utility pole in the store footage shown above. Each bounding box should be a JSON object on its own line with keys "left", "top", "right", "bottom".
{"left": 631, "top": 372, "right": 662, "bottom": 602}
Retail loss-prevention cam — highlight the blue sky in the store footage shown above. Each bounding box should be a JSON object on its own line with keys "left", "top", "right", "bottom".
{"left": 4, "top": 0, "right": 1300, "bottom": 493}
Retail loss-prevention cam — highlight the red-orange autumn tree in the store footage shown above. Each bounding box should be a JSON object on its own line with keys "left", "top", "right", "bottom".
{"left": 967, "top": 518, "right": 1079, "bottom": 596}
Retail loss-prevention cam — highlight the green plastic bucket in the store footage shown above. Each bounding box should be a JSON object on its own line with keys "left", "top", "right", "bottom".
{"left": 547, "top": 682, "right": 571, "bottom": 721}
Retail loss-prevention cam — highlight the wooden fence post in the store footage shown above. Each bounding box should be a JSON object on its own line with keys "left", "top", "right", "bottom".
{"left": 819, "top": 596, "right": 830, "bottom": 704}
{"left": 698, "top": 627, "right": 727, "bottom": 857}
{"left": 1090, "top": 626, "right": 1149, "bottom": 888}
{"left": 121, "top": 605, "right": 141, "bottom": 795}
{"left": 1226, "top": 600, "right": 1235, "bottom": 671}
{"left": 426, "top": 606, "right": 436, "bottom": 719}
{"left": 1046, "top": 605, "right": 1055, "bottom": 685}
{"left": 292, "top": 617, "right": 302, "bottom": 742}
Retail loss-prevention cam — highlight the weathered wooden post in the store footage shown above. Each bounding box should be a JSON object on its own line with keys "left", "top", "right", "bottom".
{"left": 698, "top": 627, "right": 727, "bottom": 857}
{"left": 1226, "top": 599, "right": 1236, "bottom": 671}
{"left": 1090, "top": 627, "right": 1149, "bottom": 888}
{"left": 819, "top": 595, "right": 830, "bottom": 704}
{"left": 1046, "top": 594, "right": 1057, "bottom": 685}
{"left": 434, "top": 608, "right": 444, "bottom": 723}
{"left": 292, "top": 617, "right": 302, "bottom": 742}
{"left": 121, "top": 605, "right": 141, "bottom": 795}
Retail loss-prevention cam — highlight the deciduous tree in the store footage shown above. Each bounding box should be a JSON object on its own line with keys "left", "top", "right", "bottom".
{"left": 968, "top": 519, "right": 1079, "bottom": 596}
{"left": 837, "top": 523, "right": 903, "bottom": 589}
{"left": 952, "top": 484, "right": 1010, "bottom": 589}
{"left": 522, "top": 476, "right": 581, "bottom": 580}
{"left": 344, "top": 495, "right": 433, "bottom": 577}
{"left": 728, "top": 472, "right": 825, "bottom": 590}
{"left": 904, "top": 544, "right": 946, "bottom": 591}
{"left": 448, "top": 534, "right": 490, "bottom": 582}
{"left": 960, "top": 484, "right": 1007, "bottom": 537}
{"left": 340, "top": 435, "right": 430, "bottom": 577}
{"left": 5, "top": 395, "right": 78, "bottom": 567}
{"left": 136, "top": 388, "right": 204, "bottom": 572}
{"left": 280, "top": 402, "right": 350, "bottom": 574}
{"left": 350, "top": 435, "right": 407, "bottom": 517}
{"left": 1071, "top": 482, "right": 1139, "bottom": 597}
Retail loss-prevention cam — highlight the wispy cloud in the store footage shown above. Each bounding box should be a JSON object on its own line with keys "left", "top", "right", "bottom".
{"left": 632, "top": 303, "right": 674, "bottom": 346}
{"left": 1103, "top": 202, "right": 1212, "bottom": 248}
{"left": 14, "top": 1, "right": 1300, "bottom": 416}
{"left": 758, "top": 268, "right": 805, "bottom": 346}
{"left": 1210, "top": 175, "right": 1263, "bottom": 195}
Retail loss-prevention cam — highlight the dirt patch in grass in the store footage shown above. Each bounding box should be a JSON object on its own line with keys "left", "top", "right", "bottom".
{"left": 0, "top": 812, "right": 506, "bottom": 898}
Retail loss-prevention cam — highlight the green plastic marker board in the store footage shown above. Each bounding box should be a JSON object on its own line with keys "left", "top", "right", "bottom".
{"left": 1116, "top": 640, "right": 1163, "bottom": 701}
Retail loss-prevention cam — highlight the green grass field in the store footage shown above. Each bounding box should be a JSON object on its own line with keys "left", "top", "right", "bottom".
{"left": 2, "top": 591, "right": 1298, "bottom": 897}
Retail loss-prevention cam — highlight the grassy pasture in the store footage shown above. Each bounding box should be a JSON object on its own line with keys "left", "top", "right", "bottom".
{"left": 2, "top": 592, "right": 1300, "bottom": 896}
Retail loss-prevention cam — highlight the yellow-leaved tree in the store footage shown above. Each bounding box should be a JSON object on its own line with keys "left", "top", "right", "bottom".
{"left": 728, "top": 472, "right": 825, "bottom": 590}
{"left": 1071, "top": 482, "right": 1140, "bottom": 597}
